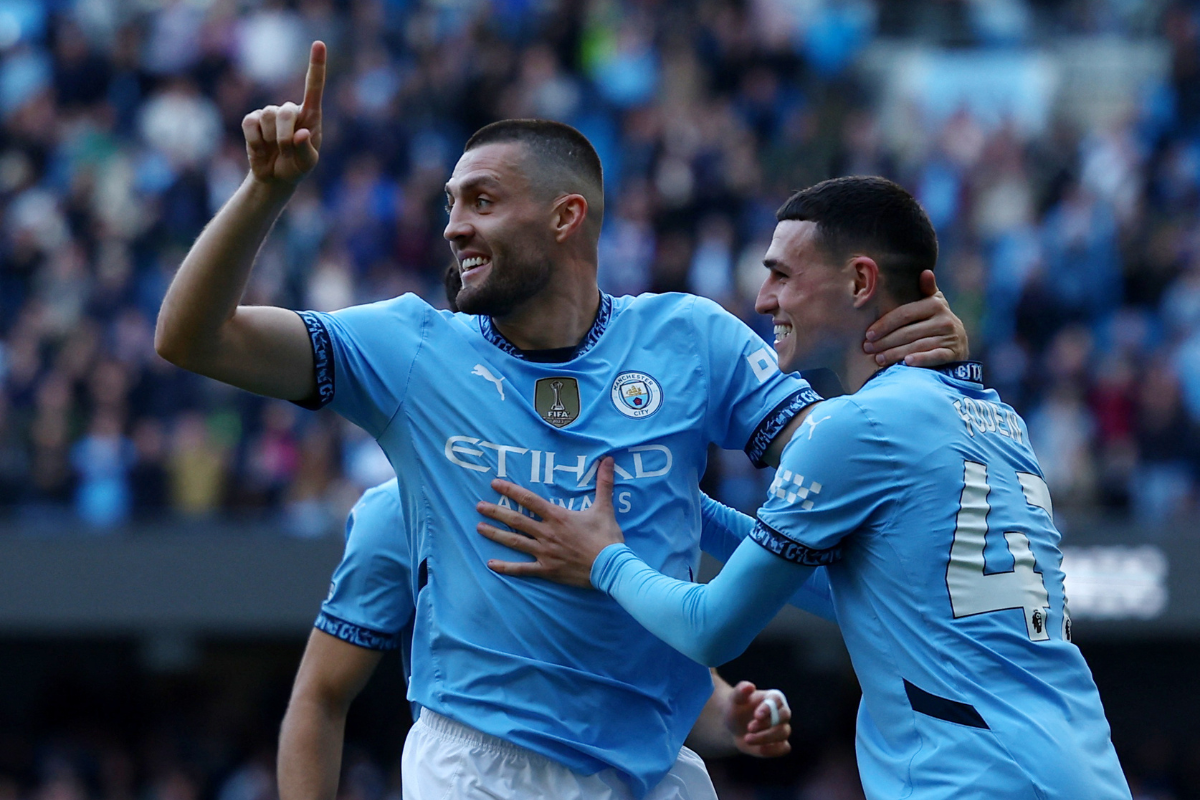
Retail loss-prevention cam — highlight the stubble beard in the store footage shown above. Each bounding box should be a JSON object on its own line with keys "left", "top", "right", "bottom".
{"left": 455, "top": 242, "right": 553, "bottom": 318}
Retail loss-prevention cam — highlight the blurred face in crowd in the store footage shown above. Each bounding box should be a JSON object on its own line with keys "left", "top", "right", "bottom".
{"left": 443, "top": 142, "right": 556, "bottom": 317}
{"left": 755, "top": 220, "right": 864, "bottom": 374}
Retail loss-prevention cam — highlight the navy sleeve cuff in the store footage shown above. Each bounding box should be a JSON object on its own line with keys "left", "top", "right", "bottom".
{"left": 314, "top": 611, "right": 401, "bottom": 651}
{"left": 749, "top": 519, "right": 843, "bottom": 566}
{"left": 293, "top": 311, "right": 335, "bottom": 411}
{"left": 745, "top": 387, "right": 823, "bottom": 468}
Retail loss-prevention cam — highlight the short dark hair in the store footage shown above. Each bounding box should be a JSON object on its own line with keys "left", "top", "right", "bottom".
{"left": 465, "top": 119, "right": 605, "bottom": 230}
{"left": 776, "top": 176, "right": 937, "bottom": 304}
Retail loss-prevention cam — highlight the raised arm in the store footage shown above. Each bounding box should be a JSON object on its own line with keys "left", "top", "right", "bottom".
{"left": 154, "top": 42, "right": 327, "bottom": 401}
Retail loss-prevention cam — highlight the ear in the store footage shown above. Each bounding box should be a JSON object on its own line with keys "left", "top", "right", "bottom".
{"left": 849, "top": 256, "right": 880, "bottom": 309}
{"left": 551, "top": 194, "right": 589, "bottom": 242}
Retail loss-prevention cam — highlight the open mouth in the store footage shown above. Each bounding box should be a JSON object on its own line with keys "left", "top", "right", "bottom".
{"left": 460, "top": 255, "right": 492, "bottom": 276}
{"left": 773, "top": 323, "right": 793, "bottom": 345}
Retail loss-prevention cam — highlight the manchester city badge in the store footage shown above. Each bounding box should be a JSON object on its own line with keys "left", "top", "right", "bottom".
{"left": 611, "top": 371, "right": 663, "bottom": 418}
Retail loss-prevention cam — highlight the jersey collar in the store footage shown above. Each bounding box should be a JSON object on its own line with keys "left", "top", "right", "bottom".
{"left": 479, "top": 293, "right": 613, "bottom": 363}
{"left": 933, "top": 361, "right": 984, "bottom": 384}
{"left": 862, "top": 360, "right": 984, "bottom": 388}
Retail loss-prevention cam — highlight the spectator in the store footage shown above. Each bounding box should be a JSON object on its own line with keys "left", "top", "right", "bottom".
{"left": 0, "top": 0, "right": 1196, "bottom": 534}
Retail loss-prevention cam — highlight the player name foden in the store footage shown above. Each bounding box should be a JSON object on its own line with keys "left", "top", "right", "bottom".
{"left": 952, "top": 397, "right": 1024, "bottom": 443}
{"left": 444, "top": 437, "right": 673, "bottom": 486}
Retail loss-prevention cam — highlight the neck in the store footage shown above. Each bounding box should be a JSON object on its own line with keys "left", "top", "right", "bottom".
{"left": 840, "top": 346, "right": 883, "bottom": 394}
{"left": 491, "top": 270, "right": 601, "bottom": 351}
{"left": 832, "top": 311, "right": 888, "bottom": 393}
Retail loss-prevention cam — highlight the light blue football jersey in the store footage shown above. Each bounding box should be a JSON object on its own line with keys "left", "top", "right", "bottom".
{"left": 750, "top": 364, "right": 1130, "bottom": 799}
{"left": 317, "top": 481, "right": 833, "bottom": 728}
{"left": 297, "top": 292, "right": 817, "bottom": 797}
{"left": 318, "top": 478, "right": 422, "bottom": 722}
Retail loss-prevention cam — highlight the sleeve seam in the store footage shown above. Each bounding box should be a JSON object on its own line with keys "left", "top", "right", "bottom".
{"left": 377, "top": 296, "right": 429, "bottom": 441}
{"left": 686, "top": 295, "right": 710, "bottom": 440}
{"left": 844, "top": 395, "right": 905, "bottom": 535}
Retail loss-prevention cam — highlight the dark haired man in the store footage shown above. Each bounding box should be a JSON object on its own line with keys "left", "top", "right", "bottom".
{"left": 479, "top": 177, "right": 1132, "bottom": 799}
{"left": 276, "top": 269, "right": 809, "bottom": 800}
{"left": 156, "top": 42, "right": 967, "bottom": 799}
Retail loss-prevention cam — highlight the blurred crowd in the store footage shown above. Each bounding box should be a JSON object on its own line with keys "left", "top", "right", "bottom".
{"left": 1, "top": 0, "right": 1200, "bottom": 532}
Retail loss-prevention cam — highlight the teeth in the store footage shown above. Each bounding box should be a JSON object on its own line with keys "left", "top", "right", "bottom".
{"left": 461, "top": 256, "right": 490, "bottom": 270}
{"left": 773, "top": 324, "right": 792, "bottom": 341}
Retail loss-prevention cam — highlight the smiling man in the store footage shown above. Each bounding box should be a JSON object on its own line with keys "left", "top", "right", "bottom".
{"left": 154, "top": 41, "right": 971, "bottom": 800}
{"left": 479, "top": 177, "right": 1133, "bottom": 799}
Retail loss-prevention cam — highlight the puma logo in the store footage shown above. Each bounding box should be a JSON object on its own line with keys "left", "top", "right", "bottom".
{"left": 804, "top": 414, "right": 831, "bottom": 439}
{"left": 471, "top": 364, "right": 506, "bottom": 400}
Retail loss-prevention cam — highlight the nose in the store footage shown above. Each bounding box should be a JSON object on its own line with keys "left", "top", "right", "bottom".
{"left": 444, "top": 206, "right": 471, "bottom": 242}
{"left": 754, "top": 278, "right": 776, "bottom": 316}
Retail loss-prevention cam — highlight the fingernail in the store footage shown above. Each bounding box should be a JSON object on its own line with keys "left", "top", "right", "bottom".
{"left": 876, "top": 354, "right": 886, "bottom": 365}
{"left": 863, "top": 342, "right": 875, "bottom": 353}
{"left": 865, "top": 330, "right": 877, "bottom": 341}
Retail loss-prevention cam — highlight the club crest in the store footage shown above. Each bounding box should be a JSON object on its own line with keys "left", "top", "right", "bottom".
{"left": 611, "top": 371, "right": 663, "bottom": 418}
{"left": 535, "top": 377, "right": 581, "bottom": 428}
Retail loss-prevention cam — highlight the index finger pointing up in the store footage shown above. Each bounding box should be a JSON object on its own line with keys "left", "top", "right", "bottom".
{"left": 302, "top": 41, "right": 327, "bottom": 113}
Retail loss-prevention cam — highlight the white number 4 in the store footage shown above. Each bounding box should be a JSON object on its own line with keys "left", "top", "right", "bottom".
{"left": 947, "top": 461, "right": 1053, "bottom": 641}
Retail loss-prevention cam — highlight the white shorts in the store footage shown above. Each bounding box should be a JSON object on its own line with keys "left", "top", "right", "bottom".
{"left": 401, "top": 709, "right": 717, "bottom": 800}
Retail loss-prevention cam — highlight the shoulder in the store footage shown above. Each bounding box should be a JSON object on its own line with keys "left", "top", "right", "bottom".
{"left": 328, "top": 293, "right": 434, "bottom": 324}
{"left": 780, "top": 395, "right": 874, "bottom": 463}
{"left": 853, "top": 366, "right": 956, "bottom": 414}
{"left": 612, "top": 291, "right": 700, "bottom": 318}
{"left": 347, "top": 479, "right": 404, "bottom": 542}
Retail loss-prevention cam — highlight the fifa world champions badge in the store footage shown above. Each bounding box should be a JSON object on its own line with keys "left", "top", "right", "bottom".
{"left": 611, "top": 371, "right": 663, "bottom": 418}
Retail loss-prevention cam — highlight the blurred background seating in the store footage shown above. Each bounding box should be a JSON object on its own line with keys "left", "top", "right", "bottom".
{"left": 2, "top": 0, "right": 1200, "bottom": 797}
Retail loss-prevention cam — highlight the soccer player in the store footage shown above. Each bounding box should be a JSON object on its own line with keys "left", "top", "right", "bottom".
{"left": 277, "top": 480, "right": 800, "bottom": 800}
{"left": 477, "top": 178, "right": 1133, "bottom": 799}
{"left": 154, "top": 40, "right": 967, "bottom": 798}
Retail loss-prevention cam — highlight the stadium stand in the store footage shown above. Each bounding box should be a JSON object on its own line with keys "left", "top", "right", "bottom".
{"left": 1, "top": 0, "right": 1199, "bottom": 796}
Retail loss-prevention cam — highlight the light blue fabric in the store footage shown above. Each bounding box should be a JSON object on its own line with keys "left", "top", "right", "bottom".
{"left": 320, "top": 486, "right": 823, "bottom": 728}
{"left": 318, "top": 478, "right": 421, "bottom": 721}
{"left": 593, "top": 541, "right": 812, "bottom": 666}
{"left": 300, "top": 291, "right": 817, "bottom": 798}
{"left": 699, "top": 494, "right": 835, "bottom": 623}
{"left": 593, "top": 365, "right": 1131, "bottom": 800}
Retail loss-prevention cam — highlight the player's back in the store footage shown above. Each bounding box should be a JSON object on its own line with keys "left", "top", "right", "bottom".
{"left": 823, "top": 365, "right": 1129, "bottom": 799}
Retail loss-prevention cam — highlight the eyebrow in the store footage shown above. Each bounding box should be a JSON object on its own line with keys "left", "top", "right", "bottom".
{"left": 445, "top": 175, "right": 502, "bottom": 196}
{"left": 762, "top": 257, "right": 785, "bottom": 270}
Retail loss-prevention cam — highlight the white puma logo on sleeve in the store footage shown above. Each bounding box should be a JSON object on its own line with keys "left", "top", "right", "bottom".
{"left": 804, "top": 413, "right": 831, "bottom": 439}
